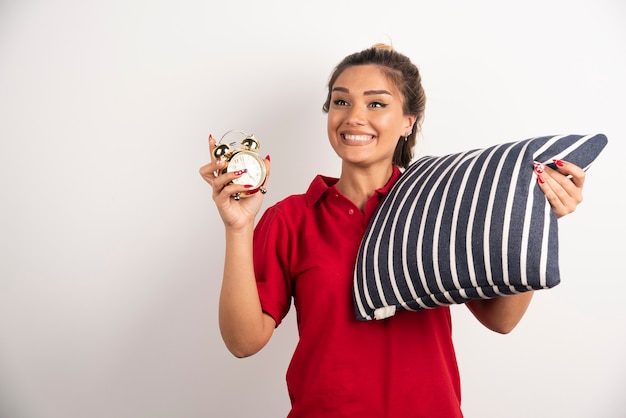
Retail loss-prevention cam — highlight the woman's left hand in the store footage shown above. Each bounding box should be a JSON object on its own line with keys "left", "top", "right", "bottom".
{"left": 534, "top": 160, "right": 585, "bottom": 218}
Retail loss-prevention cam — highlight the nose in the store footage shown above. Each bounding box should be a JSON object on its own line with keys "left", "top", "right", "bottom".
{"left": 346, "top": 104, "right": 366, "bottom": 126}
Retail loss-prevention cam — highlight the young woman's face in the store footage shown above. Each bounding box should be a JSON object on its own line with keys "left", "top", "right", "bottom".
{"left": 327, "top": 64, "right": 415, "bottom": 168}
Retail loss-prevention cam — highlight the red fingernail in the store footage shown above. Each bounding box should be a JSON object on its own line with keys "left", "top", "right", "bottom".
{"left": 533, "top": 161, "right": 545, "bottom": 174}
{"left": 265, "top": 155, "right": 271, "bottom": 162}
{"left": 243, "top": 184, "right": 253, "bottom": 189}
{"left": 553, "top": 159, "right": 565, "bottom": 168}
{"left": 537, "top": 174, "right": 545, "bottom": 184}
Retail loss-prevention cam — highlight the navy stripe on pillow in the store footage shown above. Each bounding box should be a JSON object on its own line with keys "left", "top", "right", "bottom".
{"left": 354, "top": 134, "right": 608, "bottom": 321}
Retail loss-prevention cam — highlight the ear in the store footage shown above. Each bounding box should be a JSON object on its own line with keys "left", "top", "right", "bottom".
{"left": 403, "top": 115, "right": 417, "bottom": 136}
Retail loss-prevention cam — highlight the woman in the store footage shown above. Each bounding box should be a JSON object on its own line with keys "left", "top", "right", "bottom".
{"left": 199, "top": 44, "right": 585, "bottom": 417}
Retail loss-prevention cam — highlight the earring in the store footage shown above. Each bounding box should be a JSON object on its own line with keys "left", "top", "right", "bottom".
{"left": 404, "top": 129, "right": 413, "bottom": 142}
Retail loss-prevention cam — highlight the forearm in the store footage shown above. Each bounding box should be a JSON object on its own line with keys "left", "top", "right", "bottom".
{"left": 466, "top": 292, "right": 534, "bottom": 334}
{"left": 218, "top": 224, "right": 274, "bottom": 357}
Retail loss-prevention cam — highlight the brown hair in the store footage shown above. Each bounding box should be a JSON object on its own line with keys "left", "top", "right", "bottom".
{"left": 322, "top": 43, "right": 426, "bottom": 169}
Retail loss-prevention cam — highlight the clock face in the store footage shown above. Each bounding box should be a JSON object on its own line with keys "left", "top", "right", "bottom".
{"left": 226, "top": 150, "right": 266, "bottom": 189}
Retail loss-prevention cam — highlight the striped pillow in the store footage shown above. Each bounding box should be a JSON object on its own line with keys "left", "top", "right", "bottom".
{"left": 353, "top": 134, "right": 608, "bottom": 321}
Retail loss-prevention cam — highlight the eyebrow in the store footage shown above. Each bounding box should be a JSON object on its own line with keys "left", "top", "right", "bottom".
{"left": 332, "top": 87, "right": 393, "bottom": 96}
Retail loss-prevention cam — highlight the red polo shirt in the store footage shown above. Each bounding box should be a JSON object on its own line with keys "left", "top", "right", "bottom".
{"left": 254, "top": 167, "right": 463, "bottom": 418}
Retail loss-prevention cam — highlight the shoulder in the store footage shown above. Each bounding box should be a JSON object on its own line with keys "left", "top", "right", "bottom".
{"left": 256, "top": 191, "right": 308, "bottom": 231}
{"left": 264, "top": 174, "right": 335, "bottom": 215}
{"left": 265, "top": 193, "right": 308, "bottom": 217}
{"left": 256, "top": 174, "right": 336, "bottom": 231}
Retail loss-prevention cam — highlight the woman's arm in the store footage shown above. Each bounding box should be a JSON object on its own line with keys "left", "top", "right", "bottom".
{"left": 218, "top": 224, "right": 276, "bottom": 358}
{"left": 199, "top": 135, "right": 274, "bottom": 358}
{"left": 466, "top": 293, "right": 533, "bottom": 334}
{"left": 467, "top": 160, "right": 586, "bottom": 333}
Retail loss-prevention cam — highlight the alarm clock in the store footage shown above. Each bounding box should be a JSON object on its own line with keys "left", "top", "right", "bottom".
{"left": 213, "top": 130, "right": 268, "bottom": 200}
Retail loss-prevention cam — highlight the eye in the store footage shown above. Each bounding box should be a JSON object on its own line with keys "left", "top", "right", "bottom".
{"left": 368, "top": 101, "right": 388, "bottom": 108}
{"left": 332, "top": 99, "right": 349, "bottom": 106}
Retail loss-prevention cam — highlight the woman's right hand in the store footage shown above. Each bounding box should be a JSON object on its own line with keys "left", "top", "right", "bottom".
{"left": 199, "top": 134, "right": 270, "bottom": 230}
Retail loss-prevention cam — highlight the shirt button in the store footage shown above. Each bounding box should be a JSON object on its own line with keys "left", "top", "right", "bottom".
{"left": 348, "top": 209, "right": 354, "bottom": 215}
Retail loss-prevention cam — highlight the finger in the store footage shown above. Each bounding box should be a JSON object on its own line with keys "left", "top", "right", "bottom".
{"left": 535, "top": 168, "right": 580, "bottom": 217}
{"left": 542, "top": 170, "right": 573, "bottom": 204}
{"left": 199, "top": 162, "right": 216, "bottom": 183}
{"left": 200, "top": 134, "right": 219, "bottom": 184}
{"left": 199, "top": 157, "right": 227, "bottom": 183}
{"left": 208, "top": 134, "right": 216, "bottom": 159}
{"left": 264, "top": 154, "right": 271, "bottom": 179}
{"left": 252, "top": 155, "right": 271, "bottom": 193}
{"left": 536, "top": 177, "right": 569, "bottom": 216}
{"left": 552, "top": 159, "right": 585, "bottom": 188}
{"left": 544, "top": 165, "right": 583, "bottom": 204}
{"left": 220, "top": 182, "right": 258, "bottom": 199}
{"left": 212, "top": 170, "right": 259, "bottom": 200}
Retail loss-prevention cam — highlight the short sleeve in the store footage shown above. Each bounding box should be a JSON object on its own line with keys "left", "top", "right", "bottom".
{"left": 253, "top": 205, "right": 293, "bottom": 327}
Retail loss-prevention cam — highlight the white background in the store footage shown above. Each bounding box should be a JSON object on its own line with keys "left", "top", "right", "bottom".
{"left": 1, "top": 0, "right": 625, "bottom": 417}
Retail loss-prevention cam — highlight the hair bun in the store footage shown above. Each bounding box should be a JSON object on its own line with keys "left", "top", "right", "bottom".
{"left": 371, "top": 42, "right": 394, "bottom": 51}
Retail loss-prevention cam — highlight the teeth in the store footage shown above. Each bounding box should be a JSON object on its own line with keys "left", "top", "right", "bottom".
{"left": 343, "top": 134, "right": 373, "bottom": 141}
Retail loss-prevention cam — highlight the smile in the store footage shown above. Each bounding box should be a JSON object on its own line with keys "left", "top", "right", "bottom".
{"left": 342, "top": 134, "right": 375, "bottom": 144}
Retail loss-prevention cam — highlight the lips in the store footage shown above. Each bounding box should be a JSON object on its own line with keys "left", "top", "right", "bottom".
{"left": 342, "top": 133, "right": 375, "bottom": 144}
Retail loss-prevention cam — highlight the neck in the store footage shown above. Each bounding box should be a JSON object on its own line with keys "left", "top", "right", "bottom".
{"left": 335, "top": 163, "right": 394, "bottom": 211}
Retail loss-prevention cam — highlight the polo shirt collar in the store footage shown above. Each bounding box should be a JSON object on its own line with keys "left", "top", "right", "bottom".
{"left": 304, "top": 165, "right": 402, "bottom": 207}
